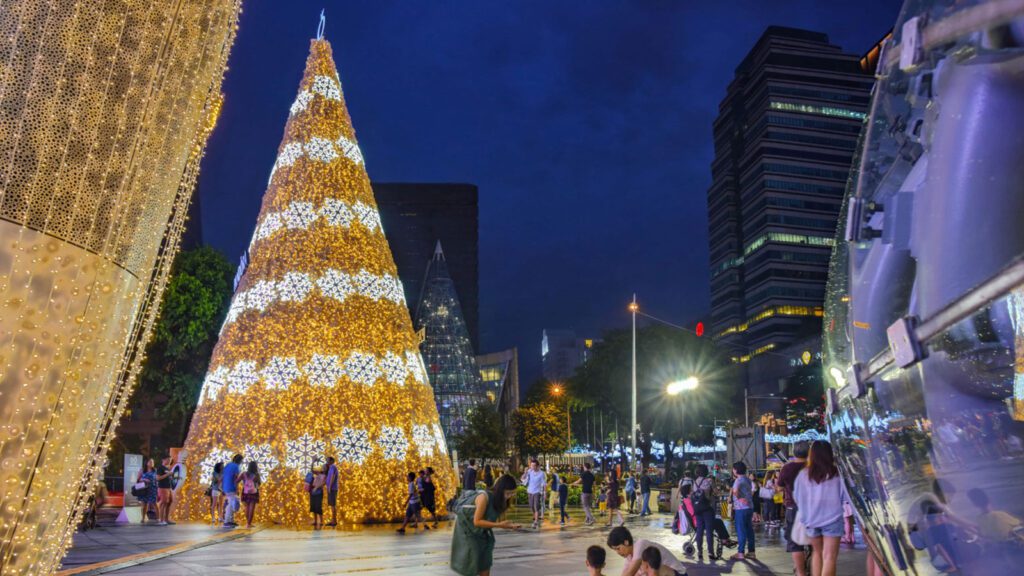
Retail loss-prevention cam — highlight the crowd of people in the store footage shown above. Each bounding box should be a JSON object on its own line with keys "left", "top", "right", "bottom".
{"left": 450, "top": 440, "right": 858, "bottom": 576}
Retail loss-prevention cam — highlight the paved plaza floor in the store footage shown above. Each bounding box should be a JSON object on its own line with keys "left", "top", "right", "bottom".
{"left": 61, "top": 507, "right": 867, "bottom": 575}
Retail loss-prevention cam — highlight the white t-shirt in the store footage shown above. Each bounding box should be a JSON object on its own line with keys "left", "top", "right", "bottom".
{"left": 630, "top": 539, "right": 687, "bottom": 575}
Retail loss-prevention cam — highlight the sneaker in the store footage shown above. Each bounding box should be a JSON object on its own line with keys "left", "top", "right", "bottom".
{"left": 157, "top": 521, "right": 167, "bottom": 526}
{"left": 559, "top": 520, "right": 565, "bottom": 526}
{"left": 746, "top": 552, "right": 757, "bottom": 560}
{"left": 222, "top": 523, "right": 234, "bottom": 528}
{"left": 166, "top": 521, "right": 176, "bottom": 525}
{"left": 733, "top": 553, "right": 745, "bottom": 561}
{"left": 532, "top": 521, "right": 538, "bottom": 530}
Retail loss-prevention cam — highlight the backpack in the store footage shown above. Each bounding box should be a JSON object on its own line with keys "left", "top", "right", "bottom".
{"left": 691, "top": 477, "right": 712, "bottom": 513}
{"left": 242, "top": 473, "right": 258, "bottom": 495}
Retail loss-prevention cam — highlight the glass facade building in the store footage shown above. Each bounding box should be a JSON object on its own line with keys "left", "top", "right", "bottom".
{"left": 416, "top": 242, "right": 488, "bottom": 439}
{"left": 707, "top": 27, "right": 874, "bottom": 373}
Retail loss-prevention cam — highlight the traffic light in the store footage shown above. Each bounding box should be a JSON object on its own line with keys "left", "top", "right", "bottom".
{"left": 695, "top": 322, "right": 705, "bottom": 337}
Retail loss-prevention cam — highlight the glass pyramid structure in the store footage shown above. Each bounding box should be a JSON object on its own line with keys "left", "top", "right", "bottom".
{"left": 415, "top": 241, "right": 488, "bottom": 440}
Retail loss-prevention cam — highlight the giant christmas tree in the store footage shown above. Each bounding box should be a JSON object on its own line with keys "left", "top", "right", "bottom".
{"left": 416, "top": 242, "right": 489, "bottom": 440}
{"left": 178, "top": 36, "right": 456, "bottom": 526}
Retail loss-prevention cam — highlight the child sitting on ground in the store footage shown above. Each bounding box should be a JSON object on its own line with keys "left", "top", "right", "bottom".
{"left": 640, "top": 546, "right": 686, "bottom": 576}
{"left": 586, "top": 545, "right": 606, "bottom": 576}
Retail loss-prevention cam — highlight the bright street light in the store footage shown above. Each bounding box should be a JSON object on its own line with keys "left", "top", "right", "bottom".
{"left": 666, "top": 376, "right": 700, "bottom": 396}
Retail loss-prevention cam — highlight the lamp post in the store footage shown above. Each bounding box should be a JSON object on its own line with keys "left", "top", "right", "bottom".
{"left": 551, "top": 384, "right": 570, "bottom": 452}
{"left": 628, "top": 295, "right": 639, "bottom": 472}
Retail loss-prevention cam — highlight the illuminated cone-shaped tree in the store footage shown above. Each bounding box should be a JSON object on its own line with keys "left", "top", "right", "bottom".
{"left": 416, "top": 241, "right": 489, "bottom": 441}
{"left": 178, "top": 37, "right": 456, "bottom": 526}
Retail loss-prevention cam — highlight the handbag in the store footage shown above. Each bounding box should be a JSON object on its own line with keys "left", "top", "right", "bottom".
{"left": 791, "top": 511, "right": 812, "bottom": 546}
{"left": 773, "top": 491, "right": 784, "bottom": 504}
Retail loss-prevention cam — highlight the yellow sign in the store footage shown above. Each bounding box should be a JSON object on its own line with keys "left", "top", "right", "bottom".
{"left": 801, "top": 350, "right": 812, "bottom": 365}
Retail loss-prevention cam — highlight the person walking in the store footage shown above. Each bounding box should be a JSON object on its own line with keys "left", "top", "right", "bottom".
{"left": 240, "top": 461, "right": 261, "bottom": 529}
{"left": 760, "top": 472, "right": 777, "bottom": 527}
{"left": 137, "top": 458, "right": 158, "bottom": 524}
{"left": 605, "top": 468, "right": 624, "bottom": 527}
{"left": 691, "top": 464, "right": 717, "bottom": 560}
{"left": 463, "top": 459, "right": 478, "bottom": 491}
{"left": 419, "top": 467, "right": 441, "bottom": 527}
{"left": 777, "top": 443, "right": 810, "bottom": 576}
{"left": 155, "top": 456, "right": 174, "bottom": 525}
{"left": 573, "top": 462, "right": 597, "bottom": 525}
{"left": 483, "top": 463, "right": 494, "bottom": 488}
{"left": 324, "top": 456, "right": 339, "bottom": 527}
{"left": 793, "top": 440, "right": 850, "bottom": 576}
{"left": 554, "top": 470, "right": 569, "bottom": 525}
{"left": 520, "top": 458, "right": 546, "bottom": 529}
{"left": 731, "top": 461, "right": 756, "bottom": 560}
{"left": 625, "top": 473, "right": 637, "bottom": 514}
{"left": 397, "top": 471, "right": 424, "bottom": 533}
{"left": 209, "top": 461, "right": 224, "bottom": 525}
{"left": 449, "top": 474, "right": 521, "bottom": 576}
{"left": 306, "top": 464, "right": 326, "bottom": 530}
{"left": 222, "top": 454, "right": 243, "bottom": 528}
{"left": 639, "top": 470, "right": 652, "bottom": 516}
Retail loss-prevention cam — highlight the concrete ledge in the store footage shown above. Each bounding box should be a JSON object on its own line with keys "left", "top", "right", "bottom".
{"left": 57, "top": 525, "right": 263, "bottom": 576}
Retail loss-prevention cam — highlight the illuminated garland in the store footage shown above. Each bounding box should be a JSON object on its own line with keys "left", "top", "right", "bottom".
{"left": 178, "top": 37, "right": 456, "bottom": 527}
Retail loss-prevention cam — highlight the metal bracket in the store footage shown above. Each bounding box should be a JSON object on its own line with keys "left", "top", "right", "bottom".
{"left": 900, "top": 16, "right": 925, "bottom": 71}
{"left": 828, "top": 363, "right": 869, "bottom": 415}
{"left": 888, "top": 316, "right": 925, "bottom": 368}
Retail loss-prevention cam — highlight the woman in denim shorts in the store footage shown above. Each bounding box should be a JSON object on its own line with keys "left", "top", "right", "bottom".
{"left": 793, "top": 440, "right": 850, "bottom": 576}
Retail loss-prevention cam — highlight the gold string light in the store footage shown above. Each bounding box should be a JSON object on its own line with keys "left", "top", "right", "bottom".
{"left": 177, "top": 38, "right": 457, "bottom": 528}
{"left": 0, "top": 2, "right": 241, "bottom": 574}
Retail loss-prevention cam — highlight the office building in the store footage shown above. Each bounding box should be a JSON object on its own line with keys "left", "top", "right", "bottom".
{"left": 477, "top": 347, "right": 520, "bottom": 430}
{"left": 541, "top": 330, "right": 597, "bottom": 381}
{"left": 707, "top": 27, "right": 873, "bottom": 384}
{"left": 374, "top": 182, "right": 480, "bottom": 350}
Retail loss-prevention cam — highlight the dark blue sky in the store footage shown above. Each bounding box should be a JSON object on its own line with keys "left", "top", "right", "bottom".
{"left": 198, "top": 1, "right": 901, "bottom": 386}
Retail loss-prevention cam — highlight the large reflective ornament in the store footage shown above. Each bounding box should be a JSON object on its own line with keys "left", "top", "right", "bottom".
{"left": 824, "top": 1, "right": 1024, "bottom": 573}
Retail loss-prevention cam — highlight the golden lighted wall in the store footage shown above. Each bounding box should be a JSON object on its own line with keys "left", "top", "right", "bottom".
{"left": 0, "top": 2, "right": 240, "bottom": 574}
{"left": 178, "top": 38, "right": 457, "bottom": 527}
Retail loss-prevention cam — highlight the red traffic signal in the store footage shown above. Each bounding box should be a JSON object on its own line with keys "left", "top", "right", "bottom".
{"left": 695, "top": 322, "right": 704, "bottom": 337}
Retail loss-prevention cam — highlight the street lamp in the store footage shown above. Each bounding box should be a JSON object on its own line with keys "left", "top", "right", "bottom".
{"left": 550, "top": 384, "right": 570, "bottom": 452}
{"left": 666, "top": 376, "right": 700, "bottom": 396}
{"left": 628, "top": 295, "right": 639, "bottom": 472}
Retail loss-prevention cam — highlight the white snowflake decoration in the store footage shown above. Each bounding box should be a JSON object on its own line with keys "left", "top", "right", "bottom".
{"left": 289, "top": 90, "right": 314, "bottom": 116}
{"left": 352, "top": 202, "right": 379, "bottom": 232}
{"left": 269, "top": 142, "right": 304, "bottom": 182}
{"left": 380, "top": 352, "right": 407, "bottom": 385}
{"left": 412, "top": 425, "right": 434, "bottom": 457}
{"left": 382, "top": 275, "right": 405, "bottom": 304}
{"left": 304, "top": 353, "right": 344, "bottom": 387}
{"left": 261, "top": 356, "right": 301, "bottom": 390}
{"left": 320, "top": 198, "right": 354, "bottom": 228}
{"left": 228, "top": 360, "right": 260, "bottom": 394}
{"left": 305, "top": 137, "right": 339, "bottom": 163}
{"left": 225, "top": 292, "right": 248, "bottom": 324}
{"left": 337, "top": 135, "right": 364, "bottom": 165}
{"left": 377, "top": 426, "right": 408, "bottom": 461}
{"left": 331, "top": 428, "right": 373, "bottom": 465}
{"left": 244, "top": 443, "right": 279, "bottom": 473}
{"left": 283, "top": 201, "right": 318, "bottom": 229}
{"left": 345, "top": 352, "right": 381, "bottom": 386}
{"left": 198, "top": 448, "right": 233, "bottom": 485}
{"left": 311, "top": 75, "right": 342, "bottom": 101}
{"left": 353, "top": 269, "right": 383, "bottom": 299}
{"left": 246, "top": 280, "right": 277, "bottom": 312}
{"left": 277, "top": 272, "right": 313, "bottom": 302}
{"left": 433, "top": 424, "right": 448, "bottom": 454}
{"left": 317, "top": 269, "right": 353, "bottom": 302}
{"left": 285, "top": 433, "right": 326, "bottom": 471}
{"left": 255, "top": 212, "right": 283, "bottom": 242}
{"left": 406, "top": 351, "right": 427, "bottom": 384}
{"left": 199, "top": 366, "right": 229, "bottom": 405}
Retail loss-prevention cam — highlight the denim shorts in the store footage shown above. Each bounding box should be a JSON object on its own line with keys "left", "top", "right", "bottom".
{"left": 807, "top": 516, "right": 846, "bottom": 538}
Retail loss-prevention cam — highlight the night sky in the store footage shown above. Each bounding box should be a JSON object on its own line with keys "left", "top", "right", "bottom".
{"left": 198, "top": 1, "right": 901, "bottom": 387}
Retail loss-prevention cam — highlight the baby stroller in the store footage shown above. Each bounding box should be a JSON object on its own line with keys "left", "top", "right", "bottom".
{"left": 674, "top": 499, "right": 735, "bottom": 558}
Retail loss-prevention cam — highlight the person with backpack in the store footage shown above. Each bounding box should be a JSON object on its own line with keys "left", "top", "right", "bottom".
{"left": 450, "top": 474, "right": 521, "bottom": 576}
{"left": 239, "top": 461, "right": 261, "bottom": 529}
{"left": 305, "top": 464, "right": 326, "bottom": 530}
{"left": 691, "top": 463, "right": 717, "bottom": 560}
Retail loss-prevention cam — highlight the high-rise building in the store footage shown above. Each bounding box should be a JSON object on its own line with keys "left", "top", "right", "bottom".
{"left": 374, "top": 183, "right": 479, "bottom": 350}
{"left": 476, "top": 347, "right": 520, "bottom": 430}
{"left": 541, "top": 330, "right": 597, "bottom": 381}
{"left": 707, "top": 27, "right": 873, "bottom": 382}
{"left": 416, "top": 242, "right": 489, "bottom": 439}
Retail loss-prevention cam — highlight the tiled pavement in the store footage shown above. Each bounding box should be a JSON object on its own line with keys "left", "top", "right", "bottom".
{"left": 61, "top": 508, "right": 867, "bottom": 575}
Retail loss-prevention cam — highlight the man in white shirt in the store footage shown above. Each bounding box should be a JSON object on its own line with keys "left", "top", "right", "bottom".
{"left": 520, "top": 458, "right": 546, "bottom": 529}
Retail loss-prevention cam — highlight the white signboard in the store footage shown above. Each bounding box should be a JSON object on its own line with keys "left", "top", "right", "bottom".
{"left": 117, "top": 453, "right": 144, "bottom": 524}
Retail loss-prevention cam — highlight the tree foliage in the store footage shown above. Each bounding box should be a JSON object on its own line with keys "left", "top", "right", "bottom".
{"left": 567, "top": 324, "right": 737, "bottom": 471}
{"left": 136, "top": 246, "right": 234, "bottom": 443}
{"left": 513, "top": 401, "right": 568, "bottom": 456}
{"left": 454, "top": 405, "right": 507, "bottom": 465}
